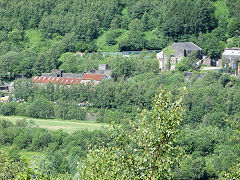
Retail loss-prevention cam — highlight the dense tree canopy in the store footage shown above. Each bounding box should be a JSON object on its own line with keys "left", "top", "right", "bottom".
{"left": 1, "top": 0, "right": 240, "bottom": 179}
{"left": 0, "top": 0, "right": 235, "bottom": 75}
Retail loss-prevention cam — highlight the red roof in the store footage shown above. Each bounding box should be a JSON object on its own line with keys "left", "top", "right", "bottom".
{"left": 32, "top": 76, "right": 82, "bottom": 85}
{"left": 82, "top": 74, "right": 105, "bottom": 81}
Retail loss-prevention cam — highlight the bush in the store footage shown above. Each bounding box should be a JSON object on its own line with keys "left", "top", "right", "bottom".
{"left": 26, "top": 98, "right": 54, "bottom": 119}
{"left": 13, "top": 130, "right": 33, "bottom": 149}
{"left": 96, "top": 109, "right": 127, "bottom": 123}
{"left": 105, "top": 30, "right": 120, "bottom": 45}
{"left": 39, "top": 150, "right": 69, "bottom": 175}
{"left": 0, "top": 102, "right": 17, "bottom": 116}
{"left": 15, "top": 103, "right": 27, "bottom": 116}
{"left": 55, "top": 102, "right": 86, "bottom": 120}
{"left": 31, "top": 128, "right": 52, "bottom": 151}
{"left": 174, "top": 157, "right": 208, "bottom": 180}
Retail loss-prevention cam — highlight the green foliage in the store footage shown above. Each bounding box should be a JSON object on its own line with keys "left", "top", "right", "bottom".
{"left": 184, "top": 72, "right": 225, "bottom": 124}
{"left": 39, "top": 150, "right": 69, "bottom": 176}
{"left": 118, "top": 30, "right": 146, "bottom": 51}
{"left": 162, "top": 0, "right": 217, "bottom": 38}
{"left": 13, "top": 130, "right": 33, "bottom": 150}
{"left": 55, "top": 101, "right": 86, "bottom": 121}
{"left": 96, "top": 29, "right": 128, "bottom": 52}
{"left": 0, "top": 150, "right": 27, "bottom": 180}
{"left": 0, "top": 102, "right": 17, "bottom": 116}
{"left": 0, "top": 2, "right": 240, "bottom": 177}
{"left": 26, "top": 98, "right": 54, "bottom": 119}
{"left": 0, "top": 0, "right": 236, "bottom": 75}
{"left": 226, "top": 0, "right": 240, "bottom": 18}
{"left": 105, "top": 30, "right": 121, "bottom": 45}
{"left": 163, "top": 45, "right": 175, "bottom": 71}
{"left": 194, "top": 32, "right": 225, "bottom": 59}
{"left": 0, "top": 117, "right": 109, "bottom": 178}
{"left": 79, "top": 88, "right": 185, "bottom": 179}
{"left": 96, "top": 109, "right": 129, "bottom": 123}
{"left": 221, "top": 117, "right": 240, "bottom": 179}
{"left": 222, "top": 162, "right": 240, "bottom": 180}
{"left": 14, "top": 79, "right": 33, "bottom": 100}
{"left": 228, "top": 18, "right": 240, "bottom": 37}
{"left": 214, "top": 0, "right": 230, "bottom": 19}
{"left": 0, "top": 51, "right": 20, "bottom": 75}
{"left": 16, "top": 166, "right": 49, "bottom": 180}
{"left": 2, "top": 71, "right": 240, "bottom": 178}
{"left": 226, "top": 35, "right": 240, "bottom": 48}
{"left": 175, "top": 58, "right": 190, "bottom": 72}
{"left": 180, "top": 125, "right": 226, "bottom": 156}
{"left": 58, "top": 53, "right": 79, "bottom": 73}
{"left": 111, "top": 58, "right": 135, "bottom": 80}
{"left": 176, "top": 51, "right": 200, "bottom": 72}
{"left": 7, "top": 146, "right": 21, "bottom": 162}
{"left": 174, "top": 157, "right": 208, "bottom": 180}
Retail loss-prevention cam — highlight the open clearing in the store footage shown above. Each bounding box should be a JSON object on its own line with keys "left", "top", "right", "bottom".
{"left": 0, "top": 115, "right": 110, "bottom": 133}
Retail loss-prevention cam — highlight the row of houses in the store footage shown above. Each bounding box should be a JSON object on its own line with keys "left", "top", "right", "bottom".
{"left": 0, "top": 64, "right": 111, "bottom": 93}
{"left": 32, "top": 64, "right": 111, "bottom": 86}
{"left": 157, "top": 42, "right": 240, "bottom": 74}
{"left": 2, "top": 46, "right": 240, "bottom": 93}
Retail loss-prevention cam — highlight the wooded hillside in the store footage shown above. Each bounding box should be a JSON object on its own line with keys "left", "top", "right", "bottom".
{"left": 0, "top": 0, "right": 239, "bottom": 76}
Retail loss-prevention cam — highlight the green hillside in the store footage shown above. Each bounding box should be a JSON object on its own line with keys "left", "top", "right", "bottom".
{"left": 214, "top": 0, "right": 230, "bottom": 19}
{"left": 96, "top": 29, "right": 128, "bottom": 52}
{"left": 1, "top": 0, "right": 239, "bottom": 76}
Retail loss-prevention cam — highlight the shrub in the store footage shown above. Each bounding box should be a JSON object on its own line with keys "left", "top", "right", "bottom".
{"left": 0, "top": 102, "right": 17, "bottom": 116}
{"left": 55, "top": 102, "right": 86, "bottom": 120}
{"left": 15, "top": 103, "right": 27, "bottom": 116}
{"left": 26, "top": 98, "right": 54, "bottom": 119}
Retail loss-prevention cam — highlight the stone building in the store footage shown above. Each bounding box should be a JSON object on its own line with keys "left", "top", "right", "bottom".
{"left": 157, "top": 42, "right": 202, "bottom": 71}
{"left": 222, "top": 48, "right": 240, "bottom": 74}
{"left": 86, "top": 64, "right": 112, "bottom": 76}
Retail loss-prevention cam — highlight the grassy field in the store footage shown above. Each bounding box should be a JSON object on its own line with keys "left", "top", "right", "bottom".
{"left": 0, "top": 115, "right": 110, "bottom": 133}
{"left": 0, "top": 116, "right": 110, "bottom": 163}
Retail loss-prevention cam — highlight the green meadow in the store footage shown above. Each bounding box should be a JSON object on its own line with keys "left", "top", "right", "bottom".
{"left": 0, "top": 115, "right": 110, "bottom": 133}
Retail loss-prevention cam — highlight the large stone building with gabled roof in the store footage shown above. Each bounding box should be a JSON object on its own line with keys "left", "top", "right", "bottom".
{"left": 157, "top": 42, "right": 202, "bottom": 71}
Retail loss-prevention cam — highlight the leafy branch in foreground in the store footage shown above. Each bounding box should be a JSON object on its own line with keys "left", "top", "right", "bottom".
{"left": 221, "top": 119, "right": 240, "bottom": 179}
{"left": 79, "top": 87, "right": 186, "bottom": 179}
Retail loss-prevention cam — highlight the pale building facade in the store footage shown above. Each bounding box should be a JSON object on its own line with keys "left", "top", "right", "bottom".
{"left": 157, "top": 42, "right": 202, "bottom": 71}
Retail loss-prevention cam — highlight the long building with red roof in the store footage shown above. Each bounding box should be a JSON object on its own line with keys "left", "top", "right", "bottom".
{"left": 32, "top": 76, "right": 82, "bottom": 85}
{"left": 32, "top": 64, "right": 111, "bottom": 86}
{"left": 32, "top": 74, "right": 108, "bottom": 86}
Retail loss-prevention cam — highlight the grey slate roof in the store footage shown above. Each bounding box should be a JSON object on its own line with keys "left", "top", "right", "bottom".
{"left": 223, "top": 49, "right": 240, "bottom": 56}
{"left": 171, "top": 42, "right": 202, "bottom": 51}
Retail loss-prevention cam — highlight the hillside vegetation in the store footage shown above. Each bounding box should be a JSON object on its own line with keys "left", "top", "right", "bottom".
{"left": 1, "top": 0, "right": 240, "bottom": 179}
{"left": 0, "top": 0, "right": 240, "bottom": 76}
{"left": 1, "top": 69, "right": 240, "bottom": 179}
